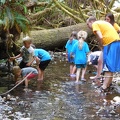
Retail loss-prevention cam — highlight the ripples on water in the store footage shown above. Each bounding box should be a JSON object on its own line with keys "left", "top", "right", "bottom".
{"left": 0, "top": 55, "right": 120, "bottom": 120}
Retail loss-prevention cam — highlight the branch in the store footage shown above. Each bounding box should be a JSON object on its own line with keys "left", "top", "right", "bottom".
{"left": 26, "top": 2, "right": 48, "bottom": 8}
{"left": 108, "top": 0, "right": 116, "bottom": 9}
{"left": 59, "top": 2, "right": 88, "bottom": 19}
{"left": 28, "top": 6, "right": 55, "bottom": 24}
{"left": 52, "top": 0, "right": 84, "bottom": 23}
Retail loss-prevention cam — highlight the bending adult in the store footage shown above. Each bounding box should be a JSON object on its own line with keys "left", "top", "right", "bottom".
{"left": 90, "top": 13, "right": 120, "bottom": 80}
{"left": 86, "top": 16, "right": 120, "bottom": 92}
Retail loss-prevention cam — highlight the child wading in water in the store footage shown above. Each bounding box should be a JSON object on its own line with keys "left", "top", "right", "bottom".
{"left": 71, "top": 31, "right": 90, "bottom": 83}
{"left": 12, "top": 66, "right": 38, "bottom": 90}
{"left": 34, "top": 49, "right": 51, "bottom": 81}
{"left": 10, "top": 36, "right": 35, "bottom": 68}
{"left": 65, "top": 31, "right": 78, "bottom": 77}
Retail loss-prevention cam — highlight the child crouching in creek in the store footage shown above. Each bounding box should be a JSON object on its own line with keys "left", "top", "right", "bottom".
{"left": 12, "top": 66, "right": 38, "bottom": 90}
{"left": 34, "top": 49, "right": 51, "bottom": 81}
{"left": 12, "top": 48, "right": 51, "bottom": 90}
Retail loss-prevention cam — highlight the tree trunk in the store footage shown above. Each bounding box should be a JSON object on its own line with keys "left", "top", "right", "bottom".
{"left": 18, "top": 23, "right": 93, "bottom": 51}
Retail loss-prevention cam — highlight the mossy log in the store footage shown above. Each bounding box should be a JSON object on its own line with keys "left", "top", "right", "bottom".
{"left": 18, "top": 23, "right": 93, "bottom": 51}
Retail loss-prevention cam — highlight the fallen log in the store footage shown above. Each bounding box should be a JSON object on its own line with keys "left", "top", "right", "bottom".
{"left": 18, "top": 23, "right": 93, "bottom": 51}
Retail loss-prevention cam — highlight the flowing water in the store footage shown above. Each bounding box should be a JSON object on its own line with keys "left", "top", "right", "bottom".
{"left": 0, "top": 53, "right": 120, "bottom": 120}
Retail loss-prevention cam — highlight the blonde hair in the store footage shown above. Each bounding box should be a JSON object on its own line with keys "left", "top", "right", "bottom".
{"left": 12, "top": 66, "right": 21, "bottom": 76}
{"left": 77, "top": 30, "right": 88, "bottom": 50}
{"left": 23, "top": 36, "right": 32, "bottom": 42}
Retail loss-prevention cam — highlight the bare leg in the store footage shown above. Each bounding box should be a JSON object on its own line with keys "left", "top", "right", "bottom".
{"left": 101, "top": 71, "right": 113, "bottom": 89}
{"left": 71, "top": 65, "right": 76, "bottom": 74}
{"left": 37, "top": 67, "right": 41, "bottom": 79}
{"left": 25, "top": 78, "right": 29, "bottom": 88}
{"left": 76, "top": 68, "right": 81, "bottom": 82}
{"left": 97, "top": 52, "right": 103, "bottom": 77}
{"left": 81, "top": 67, "right": 87, "bottom": 79}
{"left": 70, "top": 63, "right": 74, "bottom": 74}
{"left": 36, "top": 57, "right": 43, "bottom": 81}
{"left": 37, "top": 67, "right": 44, "bottom": 81}
{"left": 40, "top": 70, "right": 44, "bottom": 81}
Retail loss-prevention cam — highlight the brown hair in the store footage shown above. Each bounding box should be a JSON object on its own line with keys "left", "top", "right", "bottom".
{"left": 105, "top": 13, "right": 115, "bottom": 26}
{"left": 87, "top": 16, "right": 96, "bottom": 23}
{"left": 70, "top": 31, "right": 78, "bottom": 39}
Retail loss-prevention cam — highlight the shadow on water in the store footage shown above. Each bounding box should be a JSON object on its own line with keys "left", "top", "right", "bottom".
{"left": 0, "top": 58, "right": 120, "bottom": 120}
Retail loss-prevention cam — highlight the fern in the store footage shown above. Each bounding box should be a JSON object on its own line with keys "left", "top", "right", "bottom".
{"left": 0, "top": 0, "right": 30, "bottom": 34}
{"left": 14, "top": 12, "right": 30, "bottom": 33}
{"left": 11, "top": 2, "right": 28, "bottom": 14}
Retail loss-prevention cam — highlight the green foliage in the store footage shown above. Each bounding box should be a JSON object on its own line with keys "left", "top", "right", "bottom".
{"left": 14, "top": 12, "right": 30, "bottom": 33}
{"left": 0, "top": 0, "right": 30, "bottom": 34}
{"left": 0, "top": 0, "right": 119, "bottom": 32}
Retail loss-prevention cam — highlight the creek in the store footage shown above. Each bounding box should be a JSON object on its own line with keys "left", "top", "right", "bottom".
{"left": 0, "top": 52, "right": 120, "bottom": 120}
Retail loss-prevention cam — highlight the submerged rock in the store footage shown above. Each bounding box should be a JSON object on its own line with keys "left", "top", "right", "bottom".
{"left": 113, "top": 96, "right": 120, "bottom": 104}
{"left": 20, "top": 118, "right": 30, "bottom": 120}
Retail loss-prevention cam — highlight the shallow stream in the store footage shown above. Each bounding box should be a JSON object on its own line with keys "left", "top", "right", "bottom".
{"left": 0, "top": 53, "right": 120, "bottom": 120}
